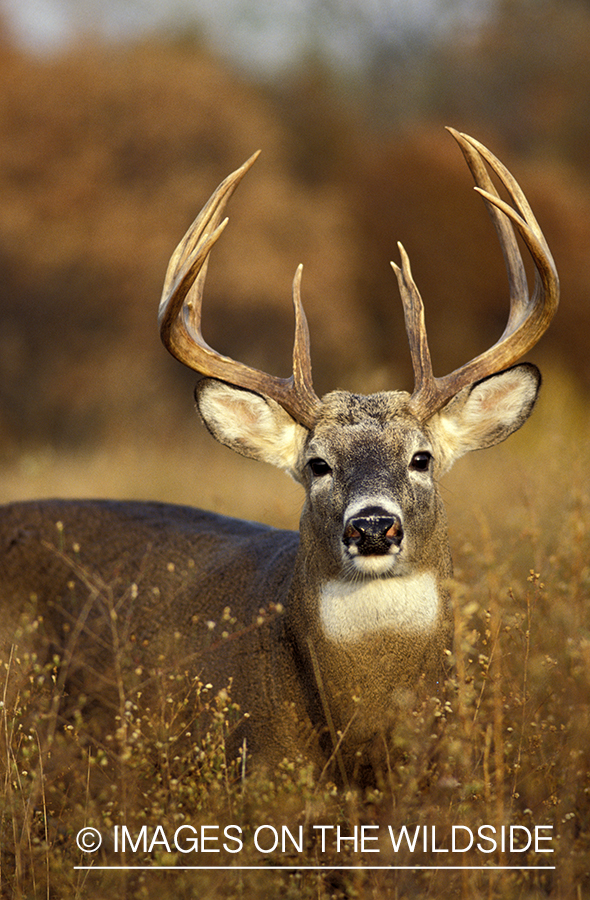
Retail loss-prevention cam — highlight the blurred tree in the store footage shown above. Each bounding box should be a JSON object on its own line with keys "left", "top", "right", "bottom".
{"left": 427, "top": 0, "right": 590, "bottom": 166}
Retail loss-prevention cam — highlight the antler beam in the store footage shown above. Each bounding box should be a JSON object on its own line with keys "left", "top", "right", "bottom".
{"left": 161, "top": 131, "right": 559, "bottom": 430}
{"left": 391, "top": 128, "right": 560, "bottom": 421}
{"left": 159, "top": 153, "right": 321, "bottom": 429}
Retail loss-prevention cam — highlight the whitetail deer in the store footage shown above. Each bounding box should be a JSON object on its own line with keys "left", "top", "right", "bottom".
{"left": 0, "top": 130, "right": 558, "bottom": 784}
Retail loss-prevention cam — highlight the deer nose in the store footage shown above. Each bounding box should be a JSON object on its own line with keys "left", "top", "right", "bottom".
{"left": 343, "top": 510, "right": 403, "bottom": 556}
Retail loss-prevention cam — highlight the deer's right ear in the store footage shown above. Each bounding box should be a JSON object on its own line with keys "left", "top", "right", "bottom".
{"left": 430, "top": 363, "right": 541, "bottom": 474}
{"left": 195, "top": 379, "right": 309, "bottom": 477}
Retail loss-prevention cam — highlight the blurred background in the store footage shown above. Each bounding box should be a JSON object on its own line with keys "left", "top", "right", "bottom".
{"left": 0, "top": 0, "right": 588, "bottom": 527}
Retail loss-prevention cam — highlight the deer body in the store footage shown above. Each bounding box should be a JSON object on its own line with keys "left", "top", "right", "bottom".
{"left": 0, "top": 498, "right": 304, "bottom": 762}
{"left": 0, "top": 131, "right": 559, "bottom": 783}
{"left": 0, "top": 373, "right": 539, "bottom": 779}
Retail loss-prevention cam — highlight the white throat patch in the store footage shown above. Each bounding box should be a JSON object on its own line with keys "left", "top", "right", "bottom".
{"left": 319, "top": 572, "right": 440, "bottom": 643}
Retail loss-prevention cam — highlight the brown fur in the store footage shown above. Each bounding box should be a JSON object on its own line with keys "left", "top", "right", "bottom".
{"left": 0, "top": 368, "right": 539, "bottom": 784}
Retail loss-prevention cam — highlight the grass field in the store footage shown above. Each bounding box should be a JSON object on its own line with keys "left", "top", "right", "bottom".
{"left": 1, "top": 368, "right": 588, "bottom": 899}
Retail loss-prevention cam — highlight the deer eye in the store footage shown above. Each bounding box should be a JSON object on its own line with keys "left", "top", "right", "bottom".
{"left": 308, "top": 458, "right": 332, "bottom": 477}
{"left": 410, "top": 451, "right": 432, "bottom": 472}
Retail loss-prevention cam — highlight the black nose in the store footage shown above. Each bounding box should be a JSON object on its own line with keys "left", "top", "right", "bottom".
{"left": 343, "top": 511, "right": 403, "bottom": 556}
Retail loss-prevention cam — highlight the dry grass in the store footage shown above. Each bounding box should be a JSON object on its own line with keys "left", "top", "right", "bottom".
{"left": 0, "top": 369, "right": 588, "bottom": 899}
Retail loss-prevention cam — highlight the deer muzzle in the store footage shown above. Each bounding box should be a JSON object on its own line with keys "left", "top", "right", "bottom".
{"left": 343, "top": 508, "right": 404, "bottom": 557}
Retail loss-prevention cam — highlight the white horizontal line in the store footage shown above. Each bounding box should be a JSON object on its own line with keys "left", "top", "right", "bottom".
{"left": 74, "top": 865, "right": 556, "bottom": 871}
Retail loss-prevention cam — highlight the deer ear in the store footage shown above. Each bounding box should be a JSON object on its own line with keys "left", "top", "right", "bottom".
{"left": 431, "top": 363, "right": 541, "bottom": 473}
{"left": 195, "top": 379, "right": 308, "bottom": 476}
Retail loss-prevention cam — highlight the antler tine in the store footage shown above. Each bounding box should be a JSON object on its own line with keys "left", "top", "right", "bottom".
{"left": 390, "top": 243, "right": 438, "bottom": 412}
{"left": 394, "top": 129, "right": 559, "bottom": 422}
{"left": 449, "top": 130, "right": 529, "bottom": 328}
{"left": 159, "top": 154, "right": 321, "bottom": 429}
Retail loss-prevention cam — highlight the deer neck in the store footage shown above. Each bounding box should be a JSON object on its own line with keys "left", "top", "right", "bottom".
{"left": 317, "top": 570, "right": 441, "bottom": 642}
{"left": 284, "top": 540, "right": 453, "bottom": 752}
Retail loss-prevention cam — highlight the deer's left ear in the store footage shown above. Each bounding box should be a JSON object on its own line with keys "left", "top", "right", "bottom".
{"left": 195, "top": 379, "right": 309, "bottom": 478}
{"left": 429, "top": 363, "right": 541, "bottom": 473}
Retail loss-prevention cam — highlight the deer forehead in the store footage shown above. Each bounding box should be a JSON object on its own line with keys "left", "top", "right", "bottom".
{"left": 316, "top": 389, "right": 414, "bottom": 423}
{"left": 307, "top": 389, "right": 432, "bottom": 458}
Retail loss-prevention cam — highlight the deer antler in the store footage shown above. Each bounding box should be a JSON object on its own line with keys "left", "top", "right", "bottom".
{"left": 159, "top": 153, "right": 321, "bottom": 429}
{"left": 391, "top": 128, "right": 560, "bottom": 421}
{"left": 161, "top": 132, "right": 558, "bottom": 430}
